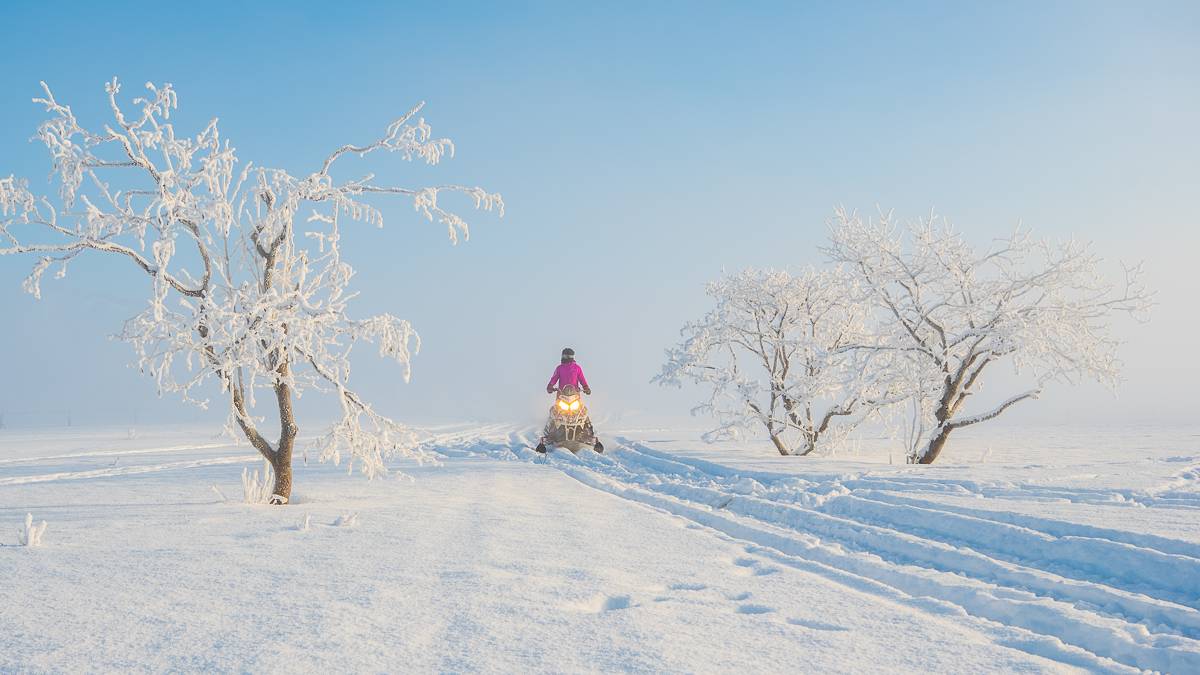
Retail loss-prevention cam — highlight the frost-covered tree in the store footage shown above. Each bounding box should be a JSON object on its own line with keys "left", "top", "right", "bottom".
{"left": 825, "top": 208, "right": 1151, "bottom": 464}
{"left": 655, "top": 268, "right": 896, "bottom": 456}
{"left": 0, "top": 79, "right": 502, "bottom": 503}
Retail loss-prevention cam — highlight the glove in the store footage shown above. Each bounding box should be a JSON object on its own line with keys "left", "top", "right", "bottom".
{"left": 583, "top": 387, "right": 592, "bottom": 395}
{"left": 546, "top": 386, "right": 555, "bottom": 394}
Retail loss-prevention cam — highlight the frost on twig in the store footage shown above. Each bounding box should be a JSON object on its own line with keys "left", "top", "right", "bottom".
{"left": 18, "top": 513, "right": 48, "bottom": 547}
{"left": 241, "top": 460, "right": 274, "bottom": 504}
{"left": 332, "top": 513, "right": 358, "bottom": 528}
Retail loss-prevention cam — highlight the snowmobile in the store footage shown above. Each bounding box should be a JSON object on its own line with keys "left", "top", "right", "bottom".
{"left": 535, "top": 386, "right": 604, "bottom": 454}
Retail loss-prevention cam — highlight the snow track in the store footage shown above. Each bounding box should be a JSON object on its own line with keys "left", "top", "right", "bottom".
{"left": 441, "top": 426, "right": 1200, "bottom": 674}
{"left": 0, "top": 453, "right": 260, "bottom": 485}
{"left": 0, "top": 442, "right": 233, "bottom": 465}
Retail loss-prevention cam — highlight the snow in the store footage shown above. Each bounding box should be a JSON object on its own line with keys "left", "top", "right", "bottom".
{"left": 3, "top": 423, "right": 1199, "bottom": 672}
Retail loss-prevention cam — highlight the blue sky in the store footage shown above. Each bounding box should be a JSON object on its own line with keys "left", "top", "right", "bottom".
{"left": 1, "top": 1, "right": 1197, "bottom": 430}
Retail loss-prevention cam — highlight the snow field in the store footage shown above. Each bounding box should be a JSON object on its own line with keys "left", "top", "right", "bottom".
{"left": 2, "top": 423, "right": 1198, "bottom": 673}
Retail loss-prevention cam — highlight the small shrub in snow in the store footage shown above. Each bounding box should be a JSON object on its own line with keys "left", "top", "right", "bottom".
{"left": 333, "top": 513, "right": 359, "bottom": 528}
{"left": 298, "top": 514, "right": 311, "bottom": 532}
{"left": 18, "top": 513, "right": 47, "bottom": 547}
{"left": 242, "top": 460, "right": 275, "bottom": 505}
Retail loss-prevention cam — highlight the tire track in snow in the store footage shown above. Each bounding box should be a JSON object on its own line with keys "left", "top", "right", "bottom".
{"left": 555, "top": 453, "right": 1156, "bottom": 673}
{"left": 434, "top": 428, "right": 1200, "bottom": 673}
{"left": 416, "top": 423, "right": 515, "bottom": 456}
{"left": 853, "top": 490, "right": 1200, "bottom": 560}
{"left": 569, "top": 447, "right": 1200, "bottom": 673}
{"left": 0, "top": 454, "right": 261, "bottom": 485}
{"left": 608, "top": 441, "right": 1200, "bottom": 620}
{"left": 628, "top": 441, "right": 1200, "bottom": 510}
{"left": 823, "top": 493, "right": 1200, "bottom": 611}
{"left": 0, "top": 442, "right": 236, "bottom": 465}
{"left": 601, "top": 444, "right": 1200, "bottom": 641}
{"left": 618, "top": 441, "right": 1200, "bottom": 610}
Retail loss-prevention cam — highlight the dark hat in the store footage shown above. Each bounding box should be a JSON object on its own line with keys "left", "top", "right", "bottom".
{"left": 561, "top": 347, "right": 575, "bottom": 357}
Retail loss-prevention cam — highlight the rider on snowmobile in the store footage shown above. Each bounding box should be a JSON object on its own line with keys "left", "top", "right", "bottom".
{"left": 537, "top": 347, "right": 602, "bottom": 453}
{"left": 547, "top": 347, "right": 591, "bottom": 395}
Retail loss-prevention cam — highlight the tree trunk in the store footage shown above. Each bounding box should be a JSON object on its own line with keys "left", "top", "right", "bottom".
{"left": 269, "top": 442, "right": 293, "bottom": 504}
{"left": 769, "top": 434, "right": 790, "bottom": 456}
{"left": 268, "top": 365, "right": 299, "bottom": 505}
{"left": 794, "top": 438, "right": 816, "bottom": 457}
{"left": 915, "top": 425, "right": 953, "bottom": 464}
{"left": 912, "top": 380, "right": 960, "bottom": 465}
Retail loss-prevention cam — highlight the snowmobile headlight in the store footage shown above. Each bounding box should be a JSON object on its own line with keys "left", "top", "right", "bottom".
{"left": 557, "top": 400, "right": 570, "bottom": 411}
{"left": 569, "top": 400, "right": 581, "bottom": 411}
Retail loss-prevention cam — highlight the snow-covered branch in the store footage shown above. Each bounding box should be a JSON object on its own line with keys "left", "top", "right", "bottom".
{"left": 948, "top": 390, "right": 1040, "bottom": 429}
{"left": 655, "top": 268, "right": 898, "bottom": 456}
{"left": 825, "top": 208, "right": 1152, "bottom": 463}
{"left": 1, "top": 78, "right": 503, "bottom": 500}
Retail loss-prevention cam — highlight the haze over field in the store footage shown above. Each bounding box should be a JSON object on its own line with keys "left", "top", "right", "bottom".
{"left": 1, "top": 1, "right": 1197, "bottom": 432}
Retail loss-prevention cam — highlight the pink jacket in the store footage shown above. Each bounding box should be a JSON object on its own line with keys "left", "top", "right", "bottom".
{"left": 547, "top": 361, "right": 589, "bottom": 392}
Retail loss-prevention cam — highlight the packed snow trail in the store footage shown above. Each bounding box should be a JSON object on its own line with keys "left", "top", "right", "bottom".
{"left": 435, "top": 426, "right": 1200, "bottom": 673}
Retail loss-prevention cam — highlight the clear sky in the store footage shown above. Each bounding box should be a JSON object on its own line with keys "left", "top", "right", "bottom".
{"left": 1, "top": 1, "right": 1197, "bottom": 431}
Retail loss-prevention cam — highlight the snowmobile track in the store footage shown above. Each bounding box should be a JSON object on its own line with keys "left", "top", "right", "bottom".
{"left": 0, "top": 453, "right": 261, "bottom": 486}
{"left": 441, "top": 425, "right": 1200, "bottom": 674}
